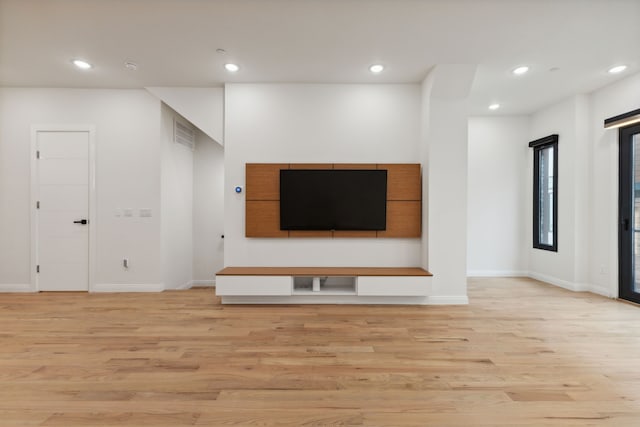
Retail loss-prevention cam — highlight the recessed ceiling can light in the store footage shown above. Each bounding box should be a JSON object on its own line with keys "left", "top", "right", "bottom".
{"left": 489, "top": 103, "right": 500, "bottom": 110}
{"left": 224, "top": 63, "right": 239, "bottom": 72}
{"left": 72, "top": 59, "right": 92, "bottom": 70}
{"left": 608, "top": 65, "right": 627, "bottom": 74}
{"left": 512, "top": 66, "right": 529, "bottom": 75}
{"left": 369, "top": 64, "right": 384, "bottom": 73}
{"left": 124, "top": 61, "right": 138, "bottom": 71}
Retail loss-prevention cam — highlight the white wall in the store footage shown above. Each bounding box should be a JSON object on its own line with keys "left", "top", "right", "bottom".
{"left": 160, "top": 103, "right": 193, "bottom": 290}
{"left": 572, "top": 96, "right": 591, "bottom": 290}
{"left": 425, "top": 96, "right": 470, "bottom": 302}
{"left": 0, "top": 88, "right": 162, "bottom": 290}
{"left": 421, "top": 65, "right": 475, "bottom": 303}
{"left": 419, "top": 73, "right": 433, "bottom": 271}
{"left": 463, "top": 72, "right": 640, "bottom": 298}
{"left": 524, "top": 74, "right": 640, "bottom": 297}
{"left": 146, "top": 87, "right": 224, "bottom": 145}
{"left": 193, "top": 131, "right": 225, "bottom": 283}
{"left": 147, "top": 88, "right": 225, "bottom": 287}
{"left": 527, "top": 95, "right": 591, "bottom": 291}
{"left": 589, "top": 72, "right": 640, "bottom": 296}
{"left": 224, "top": 84, "right": 422, "bottom": 267}
{"left": 467, "top": 116, "right": 528, "bottom": 276}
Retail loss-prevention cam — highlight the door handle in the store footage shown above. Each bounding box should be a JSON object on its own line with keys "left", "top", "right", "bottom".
{"left": 73, "top": 219, "right": 88, "bottom": 225}
{"left": 623, "top": 218, "right": 630, "bottom": 231}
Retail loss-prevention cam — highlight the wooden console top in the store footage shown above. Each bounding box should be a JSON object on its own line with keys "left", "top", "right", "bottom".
{"left": 217, "top": 267, "right": 432, "bottom": 277}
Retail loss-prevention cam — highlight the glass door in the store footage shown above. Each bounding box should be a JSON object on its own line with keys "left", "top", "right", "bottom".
{"left": 619, "top": 123, "right": 640, "bottom": 304}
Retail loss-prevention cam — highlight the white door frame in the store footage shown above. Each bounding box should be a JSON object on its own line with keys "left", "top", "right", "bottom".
{"left": 30, "top": 125, "right": 97, "bottom": 292}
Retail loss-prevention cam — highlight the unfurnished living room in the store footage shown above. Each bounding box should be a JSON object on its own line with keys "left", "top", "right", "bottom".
{"left": 1, "top": 0, "right": 640, "bottom": 425}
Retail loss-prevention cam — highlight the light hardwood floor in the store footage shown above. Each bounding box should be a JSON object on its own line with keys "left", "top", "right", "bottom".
{"left": 1, "top": 277, "right": 640, "bottom": 426}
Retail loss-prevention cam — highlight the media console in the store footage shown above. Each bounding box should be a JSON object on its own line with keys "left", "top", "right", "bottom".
{"left": 215, "top": 267, "right": 433, "bottom": 305}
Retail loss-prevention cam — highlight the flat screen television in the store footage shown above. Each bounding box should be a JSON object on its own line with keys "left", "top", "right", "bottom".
{"left": 280, "top": 169, "right": 387, "bottom": 231}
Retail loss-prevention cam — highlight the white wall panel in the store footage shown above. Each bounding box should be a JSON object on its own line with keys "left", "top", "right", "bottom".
{"left": 224, "top": 84, "right": 422, "bottom": 268}
{"left": 467, "top": 116, "right": 528, "bottom": 275}
{"left": 0, "top": 88, "right": 162, "bottom": 288}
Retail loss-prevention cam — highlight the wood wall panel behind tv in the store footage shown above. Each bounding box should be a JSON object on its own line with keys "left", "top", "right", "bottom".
{"left": 245, "top": 163, "right": 421, "bottom": 238}
{"left": 377, "top": 201, "right": 422, "bottom": 238}
{"left": 380, "top": 163, "right": 422, "bottom": 201}
{"left": 245, "top": 163, "right": 289, "bottom": 201}
{"left": 245, "top": 200, "right": 288, "bottom": 238}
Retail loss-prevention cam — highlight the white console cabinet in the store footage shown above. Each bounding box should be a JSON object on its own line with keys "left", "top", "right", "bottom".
{"left": 215, "top": 275, "right": 291, "bottom": 296}
{"left": 357, "top": 276, "right": 428, "bottom": 296}
{"left": 216, "top": 267, "right": 432, "bottom": 305}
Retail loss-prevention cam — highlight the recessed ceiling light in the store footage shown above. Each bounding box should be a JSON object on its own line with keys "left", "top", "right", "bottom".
{"left": 369, "top": 64, "right": 384, "bottom": 73}
{"left": 72, "top": 59, "right": 92, "bottom": 70}
{"left": 124, "top": 61, "right": 138, "bottom": 71}
{"left": 512, "top": 66, "right": 529, "bottom": 75}
{"left": 225, "top": 63, "right": 239, "bottom": 72}
{"left": 489, "top": 103, "right": 500, "bottom": 110}
{"left": 608, "top": 65, "right": 627, "bottom": 74}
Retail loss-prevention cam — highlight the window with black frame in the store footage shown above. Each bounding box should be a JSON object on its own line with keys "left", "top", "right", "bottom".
{"left": 529, "top": 134, "right": 558, "bottom": 251}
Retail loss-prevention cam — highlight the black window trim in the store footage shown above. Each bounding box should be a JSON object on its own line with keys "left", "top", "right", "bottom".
{"left": 529, "top": 134, "right": 558, "bottom": 252}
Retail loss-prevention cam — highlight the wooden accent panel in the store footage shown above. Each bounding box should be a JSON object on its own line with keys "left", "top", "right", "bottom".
{"left": 246, "top": 201, "right": 288, "bottom": 237}
{"left": 378, "top": 163, "right": 421, "bottom": 201}
{"left": 245, "top": 163, "right": 422, "bottom": 239}
{"left": 377, "top": 201, "right": 421, "bottom": 238}
{"left": 289, "top": 163, "right": 333, "bottom": 169}
{"left": 333, "top": 163, "right": 376, "bottom": 170}
{"left": 245, "top": 163, "right": 288, "bottom": 200}
{"left": 333, "top": 230, "right": 377, "bottom": 238}
{"left": 217, "top": 266, "right": 432, "bottom": 276}
{"left": 289, "top": 230, "right": 333, "bottom": 238}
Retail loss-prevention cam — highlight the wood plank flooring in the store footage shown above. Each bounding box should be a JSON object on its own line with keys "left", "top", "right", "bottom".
{"left": 1, "top": 277, "right": 640, "bottom": 426}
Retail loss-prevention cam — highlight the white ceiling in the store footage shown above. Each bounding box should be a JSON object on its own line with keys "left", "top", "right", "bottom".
{"left": 1, "top": 0, "right": 639, "bottom": 115}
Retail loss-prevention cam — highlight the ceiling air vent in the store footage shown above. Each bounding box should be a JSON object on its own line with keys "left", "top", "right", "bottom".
{"left": 174, "top": 118, "right": 195, "bottom": 150}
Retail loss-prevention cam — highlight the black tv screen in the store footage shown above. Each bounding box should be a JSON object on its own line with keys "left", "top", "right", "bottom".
{"left": 280, "top": 169, "right": 387, "bottom": 231}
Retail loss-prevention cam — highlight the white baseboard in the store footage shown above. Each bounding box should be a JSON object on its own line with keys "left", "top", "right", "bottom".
{"left": 527, "top": 272, "right": 583, "bottom": 292}
{"left": 427, "top": 295, "right": 469, "bottom": 305}
{"left": 0, "top": 283, "right": 35, "bottom": 292}
{"left": 222, "top": 295, "right": 469, "bottom": 305}
{"left": 92, "top": 283, "right": 164, "bottom": 293}
{"left": 172, "top": 281, "right": 193, "bottom": 290}
{"left": 527, "top": 272, "right": 617, "bottom": 297}
{"left": 220, "top": 295, "right": 431, "bottom": 305}
{"left": 586, "top": 283, "right": 615, "bottom": 298}
{"left": 164, "top": 280, "right": 216, "bottom": 290}
{"left": 467, "top": 270, "right": 527, "bottom": 277}
{"left": 468, "top": 270, "right": 618, "bottom": 299}
{"left": 191, "top": 280, "right": 215, "bottom": 287}
{"left": 220, "top": 295, "right": 469, "bottom": 305}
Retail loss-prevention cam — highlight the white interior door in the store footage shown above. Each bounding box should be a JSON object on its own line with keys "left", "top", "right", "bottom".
{"left": 37, "top": 131, "right": 89, "bottom": 291}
